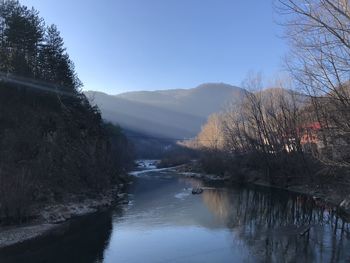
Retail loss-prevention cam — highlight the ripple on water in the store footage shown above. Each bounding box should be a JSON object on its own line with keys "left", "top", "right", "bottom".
{"left": 174, "top": 190, "right": 191, "bottom": 200}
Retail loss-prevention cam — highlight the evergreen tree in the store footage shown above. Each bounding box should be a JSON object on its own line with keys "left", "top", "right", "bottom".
{"left": 0, "top": 0, "right": 133, "bottom": 223}
{"left": 40, "top": 24, "right": 81, "bottom": 92}
{"left": 0, "top": 1, "right": 43, "bottom": 77}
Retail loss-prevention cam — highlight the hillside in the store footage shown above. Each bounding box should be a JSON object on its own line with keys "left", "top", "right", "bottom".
{"left": 0, "top": 1, "right": 132, "bottom": 224}
{"left": 85, "top": 83, "right": 245, "bottom": 139}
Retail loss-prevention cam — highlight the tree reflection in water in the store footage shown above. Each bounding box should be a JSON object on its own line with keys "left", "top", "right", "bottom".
{"left": 202, "top": 186, "right": 350, "bottom": 263}
{"left": 1, "top": 177, "right": 349, "bottom": 263}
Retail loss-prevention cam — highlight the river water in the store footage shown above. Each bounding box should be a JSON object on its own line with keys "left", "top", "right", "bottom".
{"left": 1, "top": 169, "right": 350, "bottom": 263}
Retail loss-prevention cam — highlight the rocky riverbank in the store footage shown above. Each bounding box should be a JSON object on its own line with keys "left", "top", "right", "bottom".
{"left": 172, "top": 162, "right": 350, "bottom": 219}
{"left": 0, "top": 184, "right": 129, "bottom": 250}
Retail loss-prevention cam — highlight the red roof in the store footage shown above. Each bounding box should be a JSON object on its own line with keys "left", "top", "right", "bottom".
{"left": 300, "top": 122, "right": 321, "bottom": 130}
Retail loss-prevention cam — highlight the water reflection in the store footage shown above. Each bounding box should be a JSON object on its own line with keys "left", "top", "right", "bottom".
{"left": 102, "top": 175, "right": 350, "bottom": 263}
{"left": 0, "top": 210, "right": 118, "bottom": 263}
{"left": 1, "top": 173, "right": 350, "bottom": 263}
{"left": 202, "top": 187, "right": 350, "bottom": 262}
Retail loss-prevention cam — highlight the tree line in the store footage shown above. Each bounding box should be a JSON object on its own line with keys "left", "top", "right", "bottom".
{"left": 186, "top": 0, "right": 350, "bottom": 185}
{"left": 0, "top": 0, "right": 133, "bottom": 223}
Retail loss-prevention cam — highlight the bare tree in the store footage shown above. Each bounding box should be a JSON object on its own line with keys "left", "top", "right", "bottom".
{"left": 217, "top": 72, "right": 307, "bottom": 182}
{"left": 277, "top": 0, "right": 350, "bottom": 166}
{"left": 196, "top": 113, "right": 225, "bottom": 151}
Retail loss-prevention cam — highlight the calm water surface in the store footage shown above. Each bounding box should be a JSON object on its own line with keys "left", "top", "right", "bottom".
{"left": 1, "top": 170, "right": 350, "bottom": 263}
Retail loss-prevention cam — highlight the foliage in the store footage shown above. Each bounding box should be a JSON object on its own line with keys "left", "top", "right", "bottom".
{"left": 0, "top": 1, "right": 133, "bottom": 223}
{"left": 158, "top": 144, "right": 198, "bottom": 168}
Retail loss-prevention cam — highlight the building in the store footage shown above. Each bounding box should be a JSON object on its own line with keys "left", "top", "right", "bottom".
{"left": 299, "top": 122, "right": 324, "bottom": 155}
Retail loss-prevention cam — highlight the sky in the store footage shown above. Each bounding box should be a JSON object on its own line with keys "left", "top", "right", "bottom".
{"left": 21, "top": 0, "right": 288, "bottom": 94}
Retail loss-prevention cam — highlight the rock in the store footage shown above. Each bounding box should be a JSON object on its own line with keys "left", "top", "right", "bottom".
{"left": 192, "top": 188, "right": 203, "bottom": 195}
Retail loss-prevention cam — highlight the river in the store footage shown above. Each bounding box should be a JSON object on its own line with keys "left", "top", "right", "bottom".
{"left": 1, "top": 169, "right": 350, "bottom": 263}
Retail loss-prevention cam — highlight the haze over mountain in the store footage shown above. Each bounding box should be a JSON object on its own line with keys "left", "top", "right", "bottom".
{"left": 85, "top": 83, "right": 246, "bottom": 139}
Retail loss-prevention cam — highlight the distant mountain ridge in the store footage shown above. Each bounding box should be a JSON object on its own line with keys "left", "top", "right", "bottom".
{"left": 85, "top": 83, "right": 246, "bottom": 139}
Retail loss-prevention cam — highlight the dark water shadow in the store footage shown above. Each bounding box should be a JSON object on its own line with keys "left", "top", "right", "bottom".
{"left": 0, "top": 208, "right": 121, "bottom": 263}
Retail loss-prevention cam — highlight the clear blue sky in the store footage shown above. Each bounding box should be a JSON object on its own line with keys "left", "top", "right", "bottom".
{"left": 21, "top": 0, "right": 287, "bottom": 94}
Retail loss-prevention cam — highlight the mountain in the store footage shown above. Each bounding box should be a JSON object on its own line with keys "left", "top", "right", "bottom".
{"left": 85, "top": 83, "right": 246, "bottom": 139}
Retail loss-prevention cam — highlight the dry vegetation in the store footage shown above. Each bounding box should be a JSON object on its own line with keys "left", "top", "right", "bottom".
{"left": 185, "top": 0, "right": 350, "bottom": 187}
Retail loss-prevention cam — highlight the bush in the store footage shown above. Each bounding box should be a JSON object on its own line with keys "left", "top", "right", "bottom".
{"left": 0, "top": 169, "right": 34, "bottom": 224}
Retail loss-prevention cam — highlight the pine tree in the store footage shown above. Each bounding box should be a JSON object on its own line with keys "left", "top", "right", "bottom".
{"left": 0, "top": 1, "right": 43, "bottom": 77}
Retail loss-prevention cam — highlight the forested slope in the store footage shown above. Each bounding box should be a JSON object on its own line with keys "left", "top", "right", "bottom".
{"left": 0, "top": 1, "right": 133, "bottom": 223}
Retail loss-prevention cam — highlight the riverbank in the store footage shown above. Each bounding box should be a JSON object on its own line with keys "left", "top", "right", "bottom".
{"left": 172, "top": 161, "right": 350, "bottom": 218}
{"left": 0, "top": 183, "right": 129, "bottom": 250}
